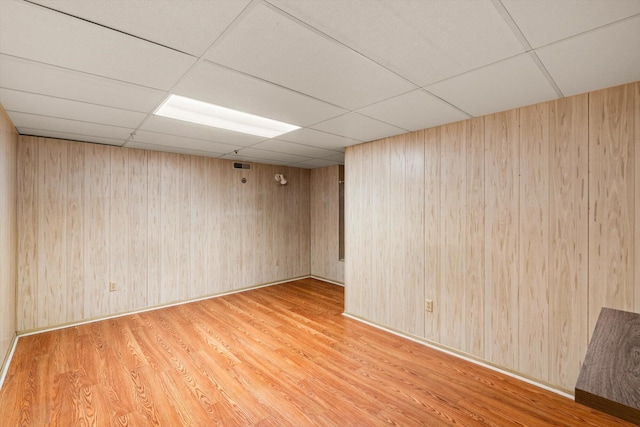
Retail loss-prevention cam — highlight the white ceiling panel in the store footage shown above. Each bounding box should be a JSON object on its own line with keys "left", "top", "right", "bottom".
{"left": 220, "top": 152, "right": 287, "bottom": 166}
{"left": 319, "top": 152, "right": 345, "bottom": 163}
{"left": 16, "top": 127, "right": 124, "bottom": 146}
{"left": 278, "top": 128, "right": 358, "bottom": 152}
{"left": 356, "top": 89, "right": 470, "bottom": 132}
{"left": 126, "top": 141, "right": 227, "bottom": 159}
{"left": 268, "top": 0, "right": 524, "bottom": 87}
{"left": 174, "top": 61, "right": 347, "bottom": 126}
{"left": 30, "top": 0, "right": 251, "bottom": 56}
{"left": 295, "top": 158, "right": 339, "bottom": 168}
{"left": 536, "top": 16, "right": 640, "bottom": 97}
{"left": 235, "top": 147, "right": 312, "bottom": 164}
{"left": 251, "top": 139, "right": 342, "bottom": 158}
{"left": 503, "top": 0, "right": 640, "bottom": 48}
{"left": 0, "top": 55, "right": 166, "bottom": 112}
{"left": 128, "top": 130, "right": 240, "bottom": 154}
{"left": 0, "top": 88, "right": 147, "bottom": 128}
{"left": 0, "top": 0, "right": 196, "bottom": 90}
{"left": 140, "top": 115, "right": 266, "bottom": 147}
{"left": 426, "top": 53, "right": 558, "bottom": 117}
{"left": 205, "top": 2, "right": 416, "bottom": 110}
{"left": 311, "top": 112, "right": 407, "bottom": 142}
{"left": 7, "top": 111, "right": 132, "bottom": 142}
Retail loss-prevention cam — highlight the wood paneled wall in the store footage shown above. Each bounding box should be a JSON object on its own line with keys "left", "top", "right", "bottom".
{"left": 0, "top": 105, "right": 17, "bottom": 374}
{"left": 310, "top": 165, "right": 344, "bottom": 283}
{"left": 17, "top": 138, "right": 310, "bottom": 331}
{"left": 345, "top": 81, "right": 639, "bottom": 393}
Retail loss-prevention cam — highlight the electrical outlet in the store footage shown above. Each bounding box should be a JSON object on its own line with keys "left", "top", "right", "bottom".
{"left": 425, "top": 299, "right": 433, "bottom": 313}
{"left": 109, "top": 281, "right": 117, "bottom": 292}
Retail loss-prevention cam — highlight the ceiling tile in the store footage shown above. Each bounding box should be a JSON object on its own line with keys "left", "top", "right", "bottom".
{"left": 0, "top": 0, "right": 196, "bottom": 90}
{"left": 174, "top": 61, "right": 347, "bottom": 126}
{"left": 235, "top": 147, "right": 312, "bottom": 164}
{"left": 426, "top": 53, "right": 558, "bottom": 117}
{"left": 140, "top": 115, "right": 266, "bottom": 147}
{"left": 205, "top": 2, "right": 416, "bottom": 110}
{"left": 128, "top": 130, "right": 241, "bottom": 154}
{"left": 7, "top": 111, "right": 133, "bottom": 141}
{"left": 503, "top": 0, "right": 640, "bottom": 48}
{"left": 126, "top": 141, "right": 226, "bottom": 158}
{"left": 356, "top": 89, "right": 470, "bottom": 131}
{"left": 0, "top": 55, "right": 166, "bottom": 112}
{"left": 30, "top": 0, "right": 251, "bottom": 56}
{"left": 294, "top": 158, "right": 340, "bottom": 168}
{"left": 536, "top": 16, "right": 640, "bottom": 96}
{"left": 311, "top": 112, "right": 406, "bottom": 142}
{"left": 320, "top": 152, "right": 345, "bottom": 163}
{"left": 220, "top": 152, "right": 288, "bottom": 166}
{"left": 0, "top": 88, "right": 147, "bottom": 128}
{"left": 250, "top": 139, "right": 341, "bottom": 158}
{"left": 268, "top": 0, "right": 524, "bottom": 86}
{"left": 277, "top": 128, "right": 357, "bottom": 152}
{"left": 16, "top": 127, "right": 124, "bottom": 146}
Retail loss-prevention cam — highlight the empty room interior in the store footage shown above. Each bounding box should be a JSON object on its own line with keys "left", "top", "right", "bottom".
{"left": 1, "top": 0, "right": 640, "bottom": 425}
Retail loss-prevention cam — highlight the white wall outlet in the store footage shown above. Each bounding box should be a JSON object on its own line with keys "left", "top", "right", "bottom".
{"left": 109, "top": 281, "right": 117, "bottom": 292}
{"left": 425, "top": 299, "right": 433, "bottom": 312}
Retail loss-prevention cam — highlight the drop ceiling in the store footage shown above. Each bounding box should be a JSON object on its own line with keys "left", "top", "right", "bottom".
{"left": 1, "top": 0, "right": 639, "bottom": 168}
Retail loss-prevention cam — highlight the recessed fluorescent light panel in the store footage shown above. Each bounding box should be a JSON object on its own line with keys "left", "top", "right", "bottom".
{"left": 154, "top": 94, "right": 300, "bottom": 138}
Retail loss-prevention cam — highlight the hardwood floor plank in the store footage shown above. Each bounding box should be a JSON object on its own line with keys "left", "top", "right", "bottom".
{"left": 0, "top": 278, "right": 632, "bottom": 426}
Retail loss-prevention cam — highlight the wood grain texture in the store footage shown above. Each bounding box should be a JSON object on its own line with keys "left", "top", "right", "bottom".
{"left": 17, "top": 136, "right": 38, "bottom": 331}
{"left": 310, "top": 165, "right": 344, "bottom": 284}
{"left": 484, "top": 109, "right": 519, "bottom": 370}
{"left": 519, "top": 102, "right": 550, "bottom": 380}
{"left": 588, "top": 84, "right": 635, "bottom": 336}
{"left": 440, "top": 121, "right": 467, "bottom": 351}
{"left": 0, "top": 104, "right": 17, "bottom": 373}
{"left": 575, "top": 307, "right": 640, "bottom": 424}
{"left": 16, "top": 138, "right": 311, "bottom": 331}
{"left": 635, "top": 82, "right": 640, "bottom": 315}
{"left": 1, "top": 279, "right": 632, "bottom": 427}
{"left": 549, "top": 94, "right": 589, "bottom": 390}
{"left": 465, "top": 117, "right": 485, "bottom": 358}
{"left": 423, "top": 126, "right": 441, "bottom": 342}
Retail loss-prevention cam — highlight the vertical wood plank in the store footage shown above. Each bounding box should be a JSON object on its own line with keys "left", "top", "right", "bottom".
{"left": 66, "top": 141, "right": 84, "bottom": 322}
{"left": 146, "top": 150, "right": 162, "bottom": 307}
{"left": 465, "top": 117, "right": 485, "bottom": 358}
{"left": 484, "top": 110, "right": 519, "bottom": 369}
{"left": 84, "top": 143, "right": 110, "bottom": 319}
{"left": 127, "top": 148, "right": 148, "bottom": 310}
{"left": 549, "top": 93, "right": 589, "bottom": 390}
{"left": 518, "top": 102, "right": 550, "bottom": 380}
{"left": 372, "top": 139, "right": 390, "bottom": 326}
{"left": 190, "top": 156, "right": 208, "bottom": 298}
{"left": 424, "top": 127, "right": 441, "bottom": 342}
{"left": 388, "top": 131, "right": 424, "bottom": 336}
{"left": 588, "top": 84, "right": 635, "bottom": 336}
{"left": 179, "top": 154, "right": 191, "bottom": 300}
{"left": 344, "top": 145, "right": 365, "bottom": 316}
{"left": 38, "top": 138, "right": 67, "bottom": 327}
{"left": 17, "top": 136, "right": 39, "bottom": 331}
{"left": 161, "top": 152, "right": 180, "bottom": 303}
{"left": 440, "top": 122, "right": 467, "bottom": 350}
{"left": 109, "top": 146, "right": 129, "bottom": 313}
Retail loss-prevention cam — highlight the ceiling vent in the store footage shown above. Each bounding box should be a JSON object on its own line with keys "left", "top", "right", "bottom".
{"left": 233, "top": 162, "right": 251, "bottom": 170}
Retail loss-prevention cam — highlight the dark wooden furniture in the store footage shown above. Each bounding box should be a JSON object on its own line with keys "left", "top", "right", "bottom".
{"left": 576, "top": 307, "right": 640, "bottom": 424}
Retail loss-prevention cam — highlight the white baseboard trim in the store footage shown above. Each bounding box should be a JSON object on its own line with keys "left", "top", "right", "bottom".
{"left": 0, "top": 333, "right": 19, "bottom": 390}
{"left": 18, "top": 276, "right": 309, "bottom": 338}
{"left": 342, "top": 312, "right": 574, "bottom": 401}
{"left": 309, "top": 275, "right": 344, "bottom": 286}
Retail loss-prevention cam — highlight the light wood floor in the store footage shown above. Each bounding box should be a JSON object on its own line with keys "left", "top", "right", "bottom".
{"left": 0, "top": 278, "right": 629, "bottom": 426}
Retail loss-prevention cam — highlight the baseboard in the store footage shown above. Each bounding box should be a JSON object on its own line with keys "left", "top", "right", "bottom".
{"left": 309, "top": 275, "right": 344, "bottom": 286}
{"left": 342, "top": 312, "right": 574, "bottom": 400}
{"left": 0, "top": 332, "right": 19, "bottom": 390}
{"left": 18, "top": 276, "right": 309, "bottom": 338}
